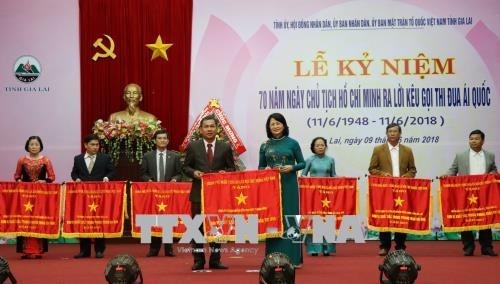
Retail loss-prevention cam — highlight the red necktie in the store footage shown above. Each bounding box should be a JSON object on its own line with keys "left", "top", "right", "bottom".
{"left": 207, "top": 143, "right": 213, "bottom": 166}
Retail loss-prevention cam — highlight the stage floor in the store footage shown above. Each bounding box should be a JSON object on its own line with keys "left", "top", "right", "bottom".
{"left": 1, "top": 241, "right": 499, "bottom": 283}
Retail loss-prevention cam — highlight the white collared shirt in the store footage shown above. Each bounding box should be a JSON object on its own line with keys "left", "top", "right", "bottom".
{"left": 203, "top": 140, "right": 215, "bottom": 153}
{"left": 84, "top": 153, "right": 96, "bottom": 169}
{"left": 388, "top": 143, "right": 400, "bottom": 177}
{"left": 469, "top": 149, "right": 486, "bottom": 174}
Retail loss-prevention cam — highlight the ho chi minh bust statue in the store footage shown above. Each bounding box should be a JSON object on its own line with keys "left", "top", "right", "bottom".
{"left": 108, "top": 83, "right": 157, "bottom": 123}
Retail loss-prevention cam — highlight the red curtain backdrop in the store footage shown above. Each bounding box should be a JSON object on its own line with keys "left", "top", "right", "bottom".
{"left": 79, "top": 0, "right": 192, "bottom": 150}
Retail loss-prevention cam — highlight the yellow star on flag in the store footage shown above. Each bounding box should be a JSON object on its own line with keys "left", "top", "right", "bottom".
{"left": 394, "top": 196, "right": 405, "bottom": 207}
{"left": 235, "top": 192, "right": 248, "bottom": 205}
{"left": 146, "top": 35, "right": 173, "bottom": 61}
{"left": 24, "top": 201, "right": 34, "bottom": 212}
{"left": 157, "top": 202, "right": 168, "bottom": 212}
{"left": 321, "top": 197, "right": 331, "bottom": 208}
{"left": 467, "top": 194, "right": 478, "bottom": 205}
{"left": 88, "top": 201, "right": 99, "bottom": 212}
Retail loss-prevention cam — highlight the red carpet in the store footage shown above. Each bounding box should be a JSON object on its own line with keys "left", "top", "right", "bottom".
{"left": 1, "top": 241, "right": 498, "bottom": 283}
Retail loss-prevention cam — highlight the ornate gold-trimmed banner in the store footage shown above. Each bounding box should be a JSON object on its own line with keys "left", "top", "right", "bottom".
{"left": 0, "top": 182, "right": 61, "bottom": 238}
{"left": 440, "top": 174, "right": 500, "bottom": 232}
{"left": 130, "top": 182, "right": 191, "bottom": 238}
{"left": 368, "top": 176, "right": 431, "bottom": 234}
{"left": 201, "top": 169, "right": 282, "bottom": 241}
{"left": 62, "top": 182, "right": 125, "bottom": 238}
{"left": 299, "top": 177, "right": 358, "bottom": 232}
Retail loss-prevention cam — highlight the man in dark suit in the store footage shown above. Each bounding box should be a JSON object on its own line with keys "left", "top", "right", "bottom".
{"left": 442, "top": 129, "right": 498, "bottom": 256}
{"left": 183, "top": 114, "right": 236, "bottom": 270}
{"left": 71, "top": 134, "right": 115, "bottom": 259}
{"left": 368, "top": 123, "right": 417, "bottom": 256}
{"left": 141, "top": 128, "right": 182, "bottom": 257}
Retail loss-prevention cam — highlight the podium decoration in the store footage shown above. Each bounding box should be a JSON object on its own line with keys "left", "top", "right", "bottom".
{"left": 92, "top": 119, "right": 162, "bottom": 164}
{"left": 180, "top": 99, "right": 246, "bottom": 170}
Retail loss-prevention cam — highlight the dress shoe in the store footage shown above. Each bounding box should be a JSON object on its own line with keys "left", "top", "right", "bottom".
{"left": 378, "top": 248, "right": 389, "bottom": 256}
{"left": 481, "top": 248, "right": 498, "bottom": 256}
{"left": 95, "top": 251, "right": 104, "bottom": 258}
{"left": 165, "top": 245, "right": 175, "bottom": 257}
{"left": 192, "top": 262, "right": 204, "bottom": 271}
{"left": 463, "top": 247, "right": 474, "bottom": 256}
{"left": 146, "top": 250, "right": 159, "bottom": 257}
{"left": 74, "top": 252, "right": 90, "bottom": 259}
{"left": 311, "top": 253, "right": 318, "bottom": 256}
{"left": 209, "top": 262, "right": 228, "bottom": 269}
{"left": 323, "top": 252, "right": 330, "bottom": 256}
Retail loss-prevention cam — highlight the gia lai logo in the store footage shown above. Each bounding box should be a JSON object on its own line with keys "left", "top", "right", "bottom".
{"left": 13, "top": 55, "right": 41, "bottom": 83}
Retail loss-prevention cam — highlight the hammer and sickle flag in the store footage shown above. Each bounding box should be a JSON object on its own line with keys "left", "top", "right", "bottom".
{"left": 92, "top": 34, "right": 117, "bottom": 61}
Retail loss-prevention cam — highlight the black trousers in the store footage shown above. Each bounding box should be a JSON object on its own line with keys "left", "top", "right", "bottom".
{"left": 379, "top": 232, "right": 407, "bottom": 250}
{"left": 191, "top": 202, "right": 221, "bottom": 265}
{"left": 150, "top": 237, "right": 173, "bottom": 253}
{"left": 79, "top": 238, "right": 105, "bottom": 254}
{"left": 461, "top": 229, "right": 493, "bottom": 251}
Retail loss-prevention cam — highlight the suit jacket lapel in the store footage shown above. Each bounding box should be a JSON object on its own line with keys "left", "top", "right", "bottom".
{"left": 92, "top": 154, "right": 101, "bottom": 174}
{"left": 398, "top": 145, "right": 405, "bottom": 167}
{"left": 152, "top": 153, "right": 159, "bottom": 181}
{"left": 382, "top": 144, "right": 391, "bottom": 171}
{"left": 213, "top": 141, "right": 219, "bottom": 161}
{"left": 212, "top": 141, "right": 222, "bottom": 167}
{"left": 484, "top": 150, "right": 492, "bottom": 170}
{"left": 199, "top": 140, "right": 209, "bottom": 165}
{"left": 165, "top": 152, "right": 173, "bottom": 171}
{"left": 462, "top": 151, "right": 470, "bottom": 174}
{"left": 161, "top": 151, "right": 174, "bottom": 180}
{"left": 79, "top": 155, "right": 89, "bottom": 174}
{"left": 167, "top": 152, "right": 178, "bottom": 178}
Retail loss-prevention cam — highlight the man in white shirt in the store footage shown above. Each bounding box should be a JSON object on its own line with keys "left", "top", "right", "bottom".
{"left": 368, "top": 123, "right": 417, "bottom": 256}
{"left": 141, "top": 129, "right": 182, "bottom": 257}
{"left": 71, "top": 134, "right": 116, "bottom": 259}
{"left": 442, "top": 129, "right": 498, "bottom": 256}
{"left": 182, "top": 115, "right": 236, "bottom": 270}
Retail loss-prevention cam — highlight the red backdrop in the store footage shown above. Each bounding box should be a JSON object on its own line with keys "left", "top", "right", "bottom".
{"left": 79, "top": 0, "right": 192, "bottom": 150}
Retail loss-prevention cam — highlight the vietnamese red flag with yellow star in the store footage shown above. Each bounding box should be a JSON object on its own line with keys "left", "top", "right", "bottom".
{"left": 299, "top": 177, "right": 358, "bottom": 232}
{"left": 62, "top": 182, "right": 125, "bottom": 238}
{"left": 439, "top": 174, "right": 500, "bottom": 232}
{"left": 368, "top": 176, "right": 431, "bottom": 234}
{"left": 130, "top": 182, "right": 191, "bottom": 238}
{"left": 0, "top": 182, "right": 61, "bottom": 238}
{"left": 202, "top": 169, "right": 282, "bottom": 241}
